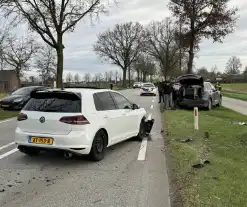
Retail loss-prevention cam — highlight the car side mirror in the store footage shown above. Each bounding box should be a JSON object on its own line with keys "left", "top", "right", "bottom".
{"left": 132, "top": 103, "right": 139, "bottom": 110}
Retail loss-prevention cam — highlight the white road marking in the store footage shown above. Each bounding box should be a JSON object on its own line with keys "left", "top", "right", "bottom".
{"left": 152, "top": 100, "right": 154, "bottom": 102}
{"left": 0, "top": 142, "right": 15, "bottom": 151}
{"left": 150, "top": 105, "right": 153, "bottom": 109}
{"left": 147, "top": 113, "right": 152, "bottom": 120}
{"left": 137, "top": 137, "right": 148, "bottom": 161}
{"left": 0, "top": 118, "right": 15, "bottom": 124}
{"left": 0, "top": 148, "right": 18, "bottom": 160}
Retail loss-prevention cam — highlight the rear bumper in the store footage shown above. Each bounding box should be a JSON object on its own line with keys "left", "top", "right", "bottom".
{"left": 179, "top": 98, "right": 208, "bottom": 108}
{"left": 15, "top": 127, "right": 92, "bottom": 154}
{"left": 140, "top": 90, "right": 157, "bottom": 95}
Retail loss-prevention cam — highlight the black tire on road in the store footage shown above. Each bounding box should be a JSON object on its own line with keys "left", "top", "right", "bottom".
{"left": 136, "top": 119, "right": 146, "bottom": 141}
{"left": 89, "top": 130, "right": 107, "bottom": 161}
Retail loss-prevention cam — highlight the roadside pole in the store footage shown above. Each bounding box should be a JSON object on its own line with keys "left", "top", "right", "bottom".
{"left": 194, "top": 107, "right": 199, "bottom": 130}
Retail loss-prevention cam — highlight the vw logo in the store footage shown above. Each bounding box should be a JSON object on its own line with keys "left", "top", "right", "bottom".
{"left": 39, "top": 116, "right": 45, "bottom": 123}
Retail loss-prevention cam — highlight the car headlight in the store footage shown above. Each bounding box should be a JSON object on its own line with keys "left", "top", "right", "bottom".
{"left": 14, "top": 98, "right": 23, "bottom": 103}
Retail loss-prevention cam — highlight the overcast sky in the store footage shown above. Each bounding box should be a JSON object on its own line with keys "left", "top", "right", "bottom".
{"left": 15, "top": 0, "right": 247, "bottom": 78}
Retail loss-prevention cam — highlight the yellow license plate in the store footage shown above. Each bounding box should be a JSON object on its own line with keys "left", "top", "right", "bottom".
{"left": 29, "top": 137, "right": 54, "bottom": 145}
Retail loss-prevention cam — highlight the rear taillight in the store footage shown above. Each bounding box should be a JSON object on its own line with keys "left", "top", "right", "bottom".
{"left": 17, "top": 113, "right": 28, "bottom": 121}
{"left": 59, "top": 115, "right": 90, "bottom": 125}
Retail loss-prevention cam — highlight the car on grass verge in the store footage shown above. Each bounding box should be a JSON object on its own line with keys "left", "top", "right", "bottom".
{"left": 133, "top": 82, "right": 142, "bottom": 88}
{"left": 140, "top": 83, "right": 157, "bottom": 96}
{"left": 176, "top": 74, "right": 222, "bottom": 110}
{"left": 15, "top": 88, "right": 147, "bottom": 161}
{"left": 0, "top": 86, "right": 49, "bottom": 110}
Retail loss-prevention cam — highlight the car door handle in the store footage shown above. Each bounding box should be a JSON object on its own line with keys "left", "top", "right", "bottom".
{"left": 103, "top": 115, "right": 108, "bottom": 118}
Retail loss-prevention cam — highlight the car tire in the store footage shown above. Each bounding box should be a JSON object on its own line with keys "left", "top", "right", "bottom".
{"left": 216, "top": 96, "right": 222, "bottom": 107}
{"left": 136, "top": 118, "right": 146, "bottom": 141}
{"left": 207, "top": 98, "right": 212, "bottom": 110}
{"left": 19, "top": 146, "right": 40, "bottom": 156}
{"left": 89, "top": 130, "right": 107, "bottom": 161}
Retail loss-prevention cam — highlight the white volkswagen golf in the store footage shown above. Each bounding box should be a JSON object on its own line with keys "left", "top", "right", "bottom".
{"left": 15, "top": 88, "right": 147, "bottom": 161}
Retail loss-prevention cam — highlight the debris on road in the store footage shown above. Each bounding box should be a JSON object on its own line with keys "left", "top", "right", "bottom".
{"left": 0, "top": 189, "right": 5, "bottom": 192}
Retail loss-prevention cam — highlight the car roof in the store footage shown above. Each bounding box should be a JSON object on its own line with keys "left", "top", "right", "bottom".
{"left": 42, "top": 88, "right": 117, "bottom": 95}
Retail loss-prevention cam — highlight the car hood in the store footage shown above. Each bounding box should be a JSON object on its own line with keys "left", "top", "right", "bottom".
{"left": 176, "top": 74, "right": 203, "bottom": 85}
{"left": 0, "top": 94, "right": 27, "bottom": 102}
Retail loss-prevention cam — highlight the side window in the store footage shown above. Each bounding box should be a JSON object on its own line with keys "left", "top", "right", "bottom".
{"left": 93, "top": 92, "right": 116, "bottom": 111}
{"left": 204, "top": 83, "right": 210, "bottom": 91}
{"left": 110, "top": 92, "right": 132, "bottom": 109}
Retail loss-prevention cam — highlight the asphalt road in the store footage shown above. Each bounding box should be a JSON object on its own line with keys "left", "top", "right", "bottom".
{"left": 222, "top": 96, "right": 247, "bottom": 115}
{"left": 0, "top": 89, "right": 170, "bottom": 207}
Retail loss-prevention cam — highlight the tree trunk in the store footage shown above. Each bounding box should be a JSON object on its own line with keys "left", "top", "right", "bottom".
{"left": 122, "top": 69, "right": 127, "bottom": 87}
{"left": 56, "top": 38, "right": 64, "bottom": 88}
{"left": 16, "top": 70, "right": 21, "bottom": 88}
{"left": 128, "top": 67, "right": 131, "bottom": 87}
{"left": 137, "top": 71, "right": 140, "bottom": 81}
{"left": 187, "top": 39, "right": 194, "bottom": 74}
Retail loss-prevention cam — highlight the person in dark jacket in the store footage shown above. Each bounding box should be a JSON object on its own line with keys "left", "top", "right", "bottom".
{"left": 158, "top": 81, "right": 164, "bottom": 103}
{"left": 110, "top": 82, "right": 113, "bottom": 90}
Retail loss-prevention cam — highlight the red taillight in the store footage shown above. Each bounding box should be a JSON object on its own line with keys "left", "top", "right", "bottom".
{"left": 59, "top": 115, "right": 90, "bottom": 125}
{"left": 17, "top": 113, "right": 28, "bottom": 121}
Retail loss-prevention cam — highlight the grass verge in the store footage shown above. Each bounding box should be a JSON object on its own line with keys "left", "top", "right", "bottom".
{"left": 221, "top": 83, "right": 247, "bottom": 92}
{"left": 222, "top": 90, "right": 247, "bottom": 101}
{"left": 164, "top": 107, "right": 247, "bottom": 207}
{"left": 0, "top": 110, "right": 18, "bottom": 120}
{"left": 0, "top": 93, "right": 7, "bottom": 99}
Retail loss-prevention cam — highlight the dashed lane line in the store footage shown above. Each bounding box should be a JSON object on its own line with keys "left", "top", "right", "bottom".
{"left": 0, "top": 148, "right": 18, "bottom": 160}
{"left": 0, "top": 118, "right": 16, "bottom": 124}
{"left": 0, "top": 142, "right": 15, "bottom": 151}
{"left": 137, "top": 137, "right": 148, "bottom": 161}
{"left": 150, "top": 105, "right": 153, "bottom": 109}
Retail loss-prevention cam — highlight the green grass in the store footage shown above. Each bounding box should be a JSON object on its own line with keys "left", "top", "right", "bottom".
{"left": 0, "top": 93, "right": 18, "bottom": 120}
{"left": 221, "top": 83, "right": 247, "bottom": 101}
{"left": 222, "top": 91, "right": 247, "bottom": 101}
{"left": 221, "top": 83, "right": 247, "bottom": 92}
{"left": 165, "top": 107, "right": 247, "bottom": 207}
{"left": 0, "top": 110, "right": 18, "bottom": 120}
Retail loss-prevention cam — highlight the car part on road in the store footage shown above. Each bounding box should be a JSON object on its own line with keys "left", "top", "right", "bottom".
{"left": 136, "top": 119, "right": 146, "bottom": 141}
{"left": 89, "top": 130, "right": 107, "bottom": 161}
{"left": 145, "top": 118, "right": 154, "bottom": 134}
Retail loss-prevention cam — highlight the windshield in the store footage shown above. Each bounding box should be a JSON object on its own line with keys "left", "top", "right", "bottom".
{"left": 143, "top": 83, "right": 154, "bottom": 87}
{"left": 12, "top": 87, "right": 34, "bottom": 95}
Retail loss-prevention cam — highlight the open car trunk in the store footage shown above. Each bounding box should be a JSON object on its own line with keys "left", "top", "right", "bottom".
{"left": 176, "top": 74, "right": 204, "bottom": 100}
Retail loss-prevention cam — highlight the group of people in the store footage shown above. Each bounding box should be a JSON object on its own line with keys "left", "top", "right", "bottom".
{"left": 157, "top": 81, "right": 177, "bottom": 110}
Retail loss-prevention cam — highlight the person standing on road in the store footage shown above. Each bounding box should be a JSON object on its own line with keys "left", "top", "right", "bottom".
{"left": 110, "top": 82, "right": 113, "bottom": 90}
{"left": 158, "top": 81, "right": 165, "bottom": 103}
{"left": 215, "top": 82, "right": 222, "bottom": 91}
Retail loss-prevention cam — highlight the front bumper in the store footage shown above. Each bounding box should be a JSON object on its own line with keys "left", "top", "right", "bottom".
{"left": 0, "top": 102, "right": 25, "bottom": 110}
{"left": 179, "top": 98, "right": 208, "bottom": 108}
{"left": 15, "top": 127, "right": 92, "bottom": 154}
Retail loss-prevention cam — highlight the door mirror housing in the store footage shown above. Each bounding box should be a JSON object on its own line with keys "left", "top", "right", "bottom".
{"left": 132, "top": 103, "right": 139, "bottom": 110}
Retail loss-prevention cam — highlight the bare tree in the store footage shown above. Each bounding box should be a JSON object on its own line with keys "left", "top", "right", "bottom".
{"left": 114, "top": 70, "right": 119, "bottom": 83}
{"left": 93, "top": 22, "right": 145, "bottom": 87}
{"left": 5, "top": 0, "right": 110, "bottom": 88}
{"left": 133, "top": 54, "right": 156, "bottom": 82}
{"left": 74, "top": 73, "right": 80, "bottom": 83}
{"left": 108, "top": 70, "right": 113, "bottom": 82}
{"left": 84, "top": 73, "right": 91, "bottom": 83}
{"left": 225, "top": 56, "right": 242, "bottom": 75}
{"left": 144, "top": 18, "right": 181, "bottom": 79}
{"left": 36, "top": 45, "right": 56, "bottom": 85}
{"left": 104, "top": 71, "right": 109, "bottom": 82}
{"left": 169, "top": 0, "right": 238, "bottom": 74}
{"left": 197, "top": 66, "right": 209, "bottom": 79}
{"left": 66, "top": 72, "right": 73, "bottom": 83}
{"left": 3, "top": 35, "right": 38, "bottom": 87}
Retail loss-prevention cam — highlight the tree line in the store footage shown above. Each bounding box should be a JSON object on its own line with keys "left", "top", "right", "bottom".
{"left": 197, "top": 56, "right": 247, "bottom": 82}
{"left": 0, "top": 0, "right": 238, "bottom": 88}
